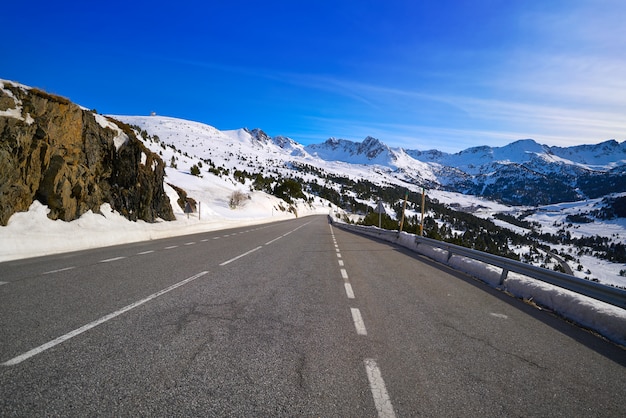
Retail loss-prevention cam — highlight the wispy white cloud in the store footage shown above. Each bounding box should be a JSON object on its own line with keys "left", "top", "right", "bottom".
{"left": 160, "top": 2, "right": 626, "bottom": 153}
{"left": 276, "top": 2, "right": 626, "bottom": 150}
{"left": 282, "top": 70, "right": 626, "bottom": 150}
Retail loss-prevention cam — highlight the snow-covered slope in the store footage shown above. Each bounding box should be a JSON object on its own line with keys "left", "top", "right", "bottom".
{"left": 114, "top": 116, "right": 441, "bottom": 192}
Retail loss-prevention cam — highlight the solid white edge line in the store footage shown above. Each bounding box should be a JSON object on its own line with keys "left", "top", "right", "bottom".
{"left": 2, "top": 271, "right": 209, "bottom": 367}
{"left": 364, "top": 358, "right": 397, "bottom": 418}
{"left": 219, "top": 246, "right": 263, "bottom": 266}
{"left": 350, "top": 307, "right": 367, "bottom": 335}
{"left": 344, "top": 283, "right": 355, "bottom": 299}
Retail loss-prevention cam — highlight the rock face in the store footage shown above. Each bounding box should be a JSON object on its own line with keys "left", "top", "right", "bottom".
{"left": 0, "top": 80, "right": 174, "bottom": 225}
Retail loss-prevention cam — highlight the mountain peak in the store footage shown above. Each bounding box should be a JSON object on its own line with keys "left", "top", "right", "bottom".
{"left": 358, "top": 136, "right": 389, "bottom": 160}
{"left": 305, "top": 136, "right": 395, "bottom": 165}
{"left": 245, "top": 128, "right": 271, "bottom": 144}
{"left": 503, "top": 139, "right": 545, "bottom": 153}
{"left": 362, "top": 136, "right": 381, "bottom": 145}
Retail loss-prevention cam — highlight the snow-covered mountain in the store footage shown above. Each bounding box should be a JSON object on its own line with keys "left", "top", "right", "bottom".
{"left": 116, "top": 115, "right": 626, "bottom": 207}
{"left": 305, "top": 136, "right": 395, "bottom": 165}
{"left": 408, "top": 138, "right": 626, "bottom": 205}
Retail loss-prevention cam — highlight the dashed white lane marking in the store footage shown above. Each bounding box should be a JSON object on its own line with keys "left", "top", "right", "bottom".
{"left": 0, "top": 281, "right": 8, "bottom": 286}
{"left": 137, "top": 250, "right": 154, "bottom": 255}
{"left": 99, "top": 256, "right": 126, "bottom": 263}
{"left": 220, "top": 222, "right": 309, "bottom": 265}
{"left": 350, "top": 308, "right": 368, "bottom": 335}
{"left": 2, "top": 271, "right": 209, "bottom": 367}
{"left": 165, "top": 245, "right": 178, "bottom": 250}
{"left": 201, "top": 239, "right": 209, "bottom": 242}
{"left": 265, "top": 236, "right": 282, "bottom": 245}
{"left": 42, "top": 266, "right": 76, "bottom": 275}
{"left": 344, "top": 283, "right": 355, "bottom": 299}
{"left": 364, "top": 358, "right": 397, "bottom": 418}
{"left": 219, "top": 246, "right": 263, "bottom": 266}
{"left": 330, "top": 225, "right": 394, "bottom": 418}
{"left": 184, "top": 242, "right": 195, "bottom": 246}
{"left": 213, "top": 237, "right": 220, "bottom": 240}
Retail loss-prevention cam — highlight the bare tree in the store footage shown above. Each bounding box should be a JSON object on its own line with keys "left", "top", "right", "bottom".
{"left": 229, "top": 190, "right": 247, "bottom": 209}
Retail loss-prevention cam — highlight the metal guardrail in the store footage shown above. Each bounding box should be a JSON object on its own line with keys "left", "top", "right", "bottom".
{"left": 330, "top": 218, "right": 626, "bottom": 310}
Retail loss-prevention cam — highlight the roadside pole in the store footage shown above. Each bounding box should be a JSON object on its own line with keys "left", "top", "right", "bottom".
{"left": 419, "top": 187, "right": 426, "bottom": 236}
{"left": 399, "top": 190, "right": 408, "bottom": 232}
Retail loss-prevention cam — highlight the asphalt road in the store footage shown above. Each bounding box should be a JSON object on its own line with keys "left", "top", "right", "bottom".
{"left": 1, "top": 215, "right": 624, "bottom": 416}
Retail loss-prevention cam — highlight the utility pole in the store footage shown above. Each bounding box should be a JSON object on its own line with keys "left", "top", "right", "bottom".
{"left": 419, "top": 187, "right": 426, "bottom": 236}
{"left": 399, "top": 190, "right": 408, "bottom": 232}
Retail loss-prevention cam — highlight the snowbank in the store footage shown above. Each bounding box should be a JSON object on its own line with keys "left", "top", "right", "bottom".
{"left": 505, "top": 273, "right": 626, "bottom": 346}
{"left": 0, "top": 197, "right": 330, "bottom": 262}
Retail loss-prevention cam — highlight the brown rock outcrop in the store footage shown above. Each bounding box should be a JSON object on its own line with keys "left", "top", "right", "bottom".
{"left": 0, "top": 80, "right": 174, "bottom": 225}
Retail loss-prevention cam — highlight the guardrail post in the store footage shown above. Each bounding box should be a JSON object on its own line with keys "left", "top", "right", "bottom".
{"left": 446, "top": 247, "right": 454, "bottom": 262}
{"left": 499, "top": 268, "right": 509, "bottom": 286}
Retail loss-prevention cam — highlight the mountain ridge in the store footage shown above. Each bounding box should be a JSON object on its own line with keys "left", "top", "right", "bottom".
{"left": 114, "top": 114, "right": 626, "bottom": 207}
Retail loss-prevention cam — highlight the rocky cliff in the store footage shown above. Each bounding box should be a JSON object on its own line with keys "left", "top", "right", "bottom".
{"left": 0, "top": 80, "right": 174, "bottom": 225}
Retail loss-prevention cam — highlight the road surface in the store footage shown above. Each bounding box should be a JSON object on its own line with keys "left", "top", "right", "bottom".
{"left": 1, "top": 215, "right": 624, "bottom": 416}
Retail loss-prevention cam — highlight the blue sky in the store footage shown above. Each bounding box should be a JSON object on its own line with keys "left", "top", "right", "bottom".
{"left": 2, "top": 0, "right": 625, "bottom": 152}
